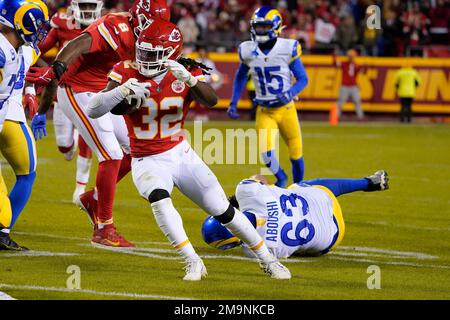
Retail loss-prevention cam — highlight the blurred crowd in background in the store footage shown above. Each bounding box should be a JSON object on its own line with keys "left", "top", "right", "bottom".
{"left": 48, "top": 0, "right": 450, "bottom": 57}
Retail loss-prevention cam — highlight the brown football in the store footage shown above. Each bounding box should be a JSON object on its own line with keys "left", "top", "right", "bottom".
{"left": 111, "top": 97, "right": 140, "bottom": 115}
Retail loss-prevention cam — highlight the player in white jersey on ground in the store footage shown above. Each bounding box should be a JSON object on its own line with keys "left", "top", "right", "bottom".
{"left": 0, "top": 0, "right": 49, "bottom": 250}
{"left": 202, "top": 171, "right": 389, "bottom": 258}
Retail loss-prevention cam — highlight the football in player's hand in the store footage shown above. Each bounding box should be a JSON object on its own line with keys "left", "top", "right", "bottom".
{"left": 111, "top": 96, "right": 141, "bottom": 115}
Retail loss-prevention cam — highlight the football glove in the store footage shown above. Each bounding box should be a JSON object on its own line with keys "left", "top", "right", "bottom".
{"left": 23, "top": 93, "right": 39, "bottom": 119}
{"left": 227, "top": 103, "right": 240, "bottom": 119}
{"left": 119, "top": 78, "right": 151, "bottom": 99}
{"left": 25, "top": 66, "right": 55, "bottom": 86}
{"left": 164, "top": 60, "right": 198, "bottom": 87}
{"left": 254, "top": 90, "right": 294, "bottom": 108}
{"left": 31, "top": 113, "right": 47, "bottom": 140}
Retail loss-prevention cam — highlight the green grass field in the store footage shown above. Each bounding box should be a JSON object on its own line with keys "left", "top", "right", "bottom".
{"left": 1, "top": 120, "right": 449, "bottom": 300}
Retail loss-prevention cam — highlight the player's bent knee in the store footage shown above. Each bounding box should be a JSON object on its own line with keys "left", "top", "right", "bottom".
{"left": 213, "top": 203, "right": 235, "bottom": 224}
{"left": 148, "top": 189, "right": 171, "bottom": 203}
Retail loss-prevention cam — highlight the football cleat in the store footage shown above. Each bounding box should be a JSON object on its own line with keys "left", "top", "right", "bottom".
{"left": 78, "top": 189, "right": 98, "bottom": 226}
{"left": 260, "top": 260, "right": 291, "bottom": 280}
{"left": 183, "top": 259, "right": 207, "bottom": 281}
{"left": 365, "top": 170, "right": 389, "bottom": 191}
{"left": 91, "top": 224, "right": 135, "bottom": 249}
{"left": 0, "top": 233, "right": 29, "bottom": 251}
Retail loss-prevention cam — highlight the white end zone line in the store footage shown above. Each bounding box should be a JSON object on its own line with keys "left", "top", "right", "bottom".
{"left": 0, "top": 284, "right": 193, "bottom": 300}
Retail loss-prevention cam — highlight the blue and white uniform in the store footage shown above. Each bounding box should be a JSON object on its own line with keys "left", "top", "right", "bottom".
{"left": 5, "top": 44, "right": 39, "bottom": 122}
{"left": 0, "top": 33, "right": 25, "bottom": 132}
{"left": 235, "top": 180, "right": 343, "bottom": 259}
{"left": 239, "top": 38, "right": 302, "bottom": 107}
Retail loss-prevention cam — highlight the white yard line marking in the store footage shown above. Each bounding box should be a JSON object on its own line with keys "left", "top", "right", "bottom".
{"left": 0, "top": 291, "right": 16, "bottom": 300}
{"left": 328, "top": 256, "right": 450, "bottom": 269}
{"left": 77, "top": 244, "right": 311, "bottom": 263}
{"left": 0, "top": 284, "right": 193, "bottom": 300}
{"left": 16, "top": 231, "right": 446, "bottom": 268}
{"left": 0, "top": 251, "right": 79, "bottom": 258}
{"left": 336, "top": 246, "right": 438, "bottom": 259}
{"left": 15, "top": 231, "right": 170, "bottom": 246}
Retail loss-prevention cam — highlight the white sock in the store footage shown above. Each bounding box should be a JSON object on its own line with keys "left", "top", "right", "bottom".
{"left": 76, "top": 156, "right": 92, "bottom": 185}
{"left": 151, "top": 198, "right": 199, "bottom": 261}
{"left": 223, "top": 209, "right": 274, "bottom": 263}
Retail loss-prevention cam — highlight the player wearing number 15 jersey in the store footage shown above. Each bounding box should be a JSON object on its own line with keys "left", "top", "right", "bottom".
{"left": 202, "top": 171, "right": 389, "bottom": 259}
{"left": 25, "top": 0, "right": 171, "bottom": 249}
{"left": 228, "top": 6, "right": 309, "bottom": 188}
{"left": 87, "top": 19, "right": 292, "bottom": 281}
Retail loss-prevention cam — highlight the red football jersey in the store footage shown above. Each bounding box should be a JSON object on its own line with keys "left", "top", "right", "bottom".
{"left": 61, "top": 12, "right": 136, "bottom": 93}
{"left": 109, "top": 61, "right": 206, "bottom": 157}
{"left": 39, "top": 11, "right": 84, "bottom": 54}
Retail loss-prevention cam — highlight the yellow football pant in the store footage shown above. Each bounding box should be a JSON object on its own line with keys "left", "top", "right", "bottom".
{"left": 0, "top": 120, "right": 37, "bottom": 175}
{"left": 0, "top": 167, "right": 12, "bottom": 229}
{"left": 255, "top": 101, "right": 303, "bottom": 160}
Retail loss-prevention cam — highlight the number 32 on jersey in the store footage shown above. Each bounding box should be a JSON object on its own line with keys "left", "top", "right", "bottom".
{"left": 133, "top": 97, "right": 184, "bottom": 139}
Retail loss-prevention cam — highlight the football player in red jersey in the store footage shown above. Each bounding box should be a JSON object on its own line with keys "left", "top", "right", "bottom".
{"left": 86, "top": 20, "right": 292, "bottom": 281}
{"left": 25, "top": 0, "right": 171, "bottom": 249}
{"left": 35, "top": 1, "right": 104, "bottom": 205}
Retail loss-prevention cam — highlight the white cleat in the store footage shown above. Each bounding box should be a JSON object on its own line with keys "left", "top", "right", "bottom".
{"left": 72, "top": 184, "right": 86, "bottom": 206}
{"left": 183, "top": 259, "right": 207, "bottom": 281}
{"left": 260, "top": 260, "right": 292, "bottom": 280}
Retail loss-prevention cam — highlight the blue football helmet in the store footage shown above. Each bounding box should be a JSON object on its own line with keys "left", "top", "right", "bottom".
{"left": 0, "top": 0, "right": 50, "bottom": 46}
{"left": 250, "top": 6, "right": 283, "bottom": 44}
{"left": 202, "top": 212, "right": 257, "bottom": 250}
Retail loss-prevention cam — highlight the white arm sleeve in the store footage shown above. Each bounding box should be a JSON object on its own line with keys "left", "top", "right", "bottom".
{"left": 87, "top": 86, "right": 126, "bottom": 119}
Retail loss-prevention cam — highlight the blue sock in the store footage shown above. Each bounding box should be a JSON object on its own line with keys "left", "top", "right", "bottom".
{"left": 9, "top": 172, "right": 36, "bottom": 229}
{"left": 291, "top": 157, "right": 305, "bottom": 183}
{"left": 262, "top": 150, "right": 288, "bottom": 187}
{"left": 302, "top": 178, "right": 369, "bottom": 197}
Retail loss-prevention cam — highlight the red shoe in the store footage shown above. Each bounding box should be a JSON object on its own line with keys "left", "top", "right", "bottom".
{"left": 91, "top": 224, "right": 135, "bottom": 249}
{"left": 79, "top": 189, "right": 98, "bottom": 226}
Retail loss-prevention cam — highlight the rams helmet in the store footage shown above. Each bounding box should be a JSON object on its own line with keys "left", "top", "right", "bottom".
{"left": 0, "top": 0, "right": 49, "bottom": 46}
{"left": 201, "top": 212, "right": 257, "bottom": 250}
{"left": 250, "top": 6, "right": 283, "bottom": 44}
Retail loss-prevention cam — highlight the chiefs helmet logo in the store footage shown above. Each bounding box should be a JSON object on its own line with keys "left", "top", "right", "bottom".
{"left": 139, "top": 0, "right": 151, "bottom": 11}
{"left": 169, "top": 29, "right": 181, "bottom": 42}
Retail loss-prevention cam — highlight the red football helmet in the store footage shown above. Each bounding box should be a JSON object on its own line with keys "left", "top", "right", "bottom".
{"left": 136, "top": 19, "right": 182, "bottom": 77}
{"left": 130, "top": 0, "right": 171, "bottom": 37}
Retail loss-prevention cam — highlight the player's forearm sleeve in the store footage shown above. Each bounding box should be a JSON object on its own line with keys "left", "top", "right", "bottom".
{"left": 289, "top": 58, "right": 308, "bottom": 96}
{"left": 38, "top": 28, "right": 58, "bottom": 55}
{"left": 87, "top": 86, "right": 125, "bottom": 119}
{"left": 230, "top": 63, "right": 250, "bottom": 105}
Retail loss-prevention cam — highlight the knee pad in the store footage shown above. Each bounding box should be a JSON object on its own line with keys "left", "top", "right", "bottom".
{"left": 148, "top": 189, "right": 171, "bottom": 203}
{"left": 213, "top": 203, "right": 235, "bottom": 224}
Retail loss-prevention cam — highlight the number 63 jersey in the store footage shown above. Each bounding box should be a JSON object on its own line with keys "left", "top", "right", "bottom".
{"left": 109, "top": 61, "right": 206, "bottom": 157}
{"left": 235, "top": 180, "right": 341, "bottom": 259}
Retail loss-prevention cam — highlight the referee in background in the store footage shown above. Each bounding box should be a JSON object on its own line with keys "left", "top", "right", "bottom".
{"left": 394, "top": 62, "right": 422, "bottom": 123}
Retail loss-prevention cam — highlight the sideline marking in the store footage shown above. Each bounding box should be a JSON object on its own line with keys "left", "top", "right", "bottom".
{"left": 0, "top": 283, "right": 193, "bottom": 300}
{"left": 0, "top": 251, "right": 79, "bottom": 258}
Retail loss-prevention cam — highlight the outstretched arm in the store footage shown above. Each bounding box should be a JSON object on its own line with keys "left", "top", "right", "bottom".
{"left": 227, "top": 63, "right": 250, "bottom": 119}
{"left": 26, "top": 33, "right": 93, "bottom": 85}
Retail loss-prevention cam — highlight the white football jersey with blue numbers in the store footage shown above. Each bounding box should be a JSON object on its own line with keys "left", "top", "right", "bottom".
{"left": 235, "top": 180, "right": 338, "bottom": 259}
{"left": 0, "top": 33, "right": 25, "bottom": 130}
{"left": 239, "top": 38, "right": 300, "bottom": 103}
{"left": 6, "top": 44, "right": 40, "bottom": 122}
